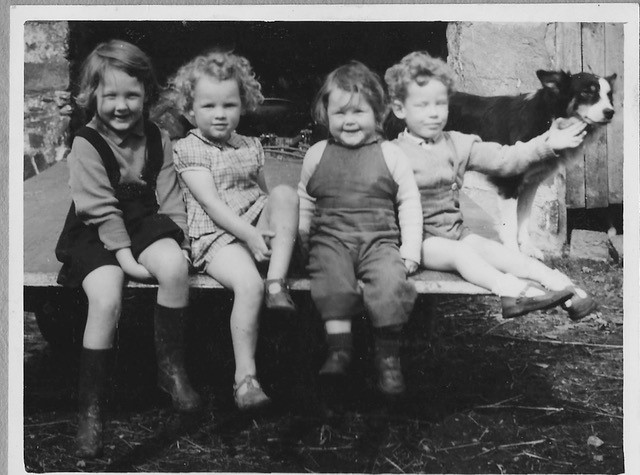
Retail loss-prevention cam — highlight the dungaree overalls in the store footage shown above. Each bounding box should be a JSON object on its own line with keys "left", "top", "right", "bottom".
{"left": 55, "top": 122, "right": 184, "bottom": 288}
{"left": 306, "top": 140, "right": 417, "bottom": 327}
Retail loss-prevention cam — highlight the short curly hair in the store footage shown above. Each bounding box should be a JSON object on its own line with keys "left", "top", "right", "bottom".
{"left": 166, "top": 49, "right": 264, "bottom": 114}
{"left": 385, "top": 51, "right": 456, "bottom": 103}
{"left": 75, "top": 39, "right": 158, "bottom": 117}
{"left": 312, "top": 61, "right": 387, "bottom": 130}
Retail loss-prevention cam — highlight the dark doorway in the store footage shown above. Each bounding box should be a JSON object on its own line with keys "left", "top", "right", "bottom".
{"left": 67, "top": 21, "right": 448, "bottom": 136}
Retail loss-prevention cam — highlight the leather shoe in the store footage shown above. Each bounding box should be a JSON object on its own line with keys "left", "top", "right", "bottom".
{"left": 233, "top": 375, "right": 271, "bottom": 411}
{"left": 264, "top": 279, "right": 296, "bottom": 313}
{"left": 561, "top": 286, "right": 598, "bottom": 321}
{"left": 375, "top": 355, "right": 406, "bottom": 396}
{"left": 319, "top": 350, "right": 351, "bottom": 377}
{"left": 502, "top": 285, "right": 573, "bottom": 319}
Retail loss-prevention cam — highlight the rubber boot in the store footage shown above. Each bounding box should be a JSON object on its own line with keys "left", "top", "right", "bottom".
{"left": 154, "top": 304, "right": 203, "bottom": 413}
{"left": 76, "top": 347, "right": 111, "bottom": 459}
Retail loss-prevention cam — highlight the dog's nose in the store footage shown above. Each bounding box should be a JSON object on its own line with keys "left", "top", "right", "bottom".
{"left": 604, "top": 109, "right": 614, "bottom": 120}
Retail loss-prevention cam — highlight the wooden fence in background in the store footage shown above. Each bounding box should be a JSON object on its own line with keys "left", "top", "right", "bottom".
{"left": 558, "top": 23, "right": 624, "bottom": 209}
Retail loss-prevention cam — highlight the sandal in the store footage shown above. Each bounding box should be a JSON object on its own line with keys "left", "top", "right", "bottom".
{"left": 264, "top": 279, "right": 296, "bottom": 313}
{"left": 233, "top": 375, "right": 271, "bottom": 411}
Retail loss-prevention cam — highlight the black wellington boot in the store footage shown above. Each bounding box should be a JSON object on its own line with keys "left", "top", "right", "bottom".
{"left": 154, "top": 304, "right": 203, "bottom": 413}
{"left": 76, "top": 347, "right": 111, "bottom": 459}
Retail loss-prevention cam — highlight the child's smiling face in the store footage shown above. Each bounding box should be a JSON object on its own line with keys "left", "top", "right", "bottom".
{"left": 96, "top": 67, "right": 145, "bottom": 138}
{"left": 393, "top": 78, "right": 449, "bottom": 141}
{"left": 326, "top": 88, "right": 377, "bottom": 147}
{"left": 190, "top": 76, "right": 242, "bottom": 142}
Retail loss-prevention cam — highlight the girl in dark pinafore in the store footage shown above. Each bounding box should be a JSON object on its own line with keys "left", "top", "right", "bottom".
{"left": 55, "top": 40, "right": 201, "bottom": 458}
{"left": 298, "top": 62, "right": 423, "bottom": 397}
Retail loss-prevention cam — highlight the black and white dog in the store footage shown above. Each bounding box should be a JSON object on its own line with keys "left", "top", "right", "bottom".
{"left": 445, "top": 70, "right": 616, "bottom": 258}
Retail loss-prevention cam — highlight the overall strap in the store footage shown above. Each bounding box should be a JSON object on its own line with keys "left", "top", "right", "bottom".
{"left": 143, "top": 121, "right": 164, "bottom": 187}
{"left": 75, "top": 126, "right": 120, "bottom": 188}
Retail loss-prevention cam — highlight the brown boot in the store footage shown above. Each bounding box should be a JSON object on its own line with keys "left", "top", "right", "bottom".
{"left": 76, "top": 348, "right": 110, "bottom": 459}
{"left": 154, "top": 304, "right": 203, "bottom": 413}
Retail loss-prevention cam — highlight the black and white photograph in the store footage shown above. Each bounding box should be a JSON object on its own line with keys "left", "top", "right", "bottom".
{"left": 9, "top": 3, "right": 640, "bottom": 474}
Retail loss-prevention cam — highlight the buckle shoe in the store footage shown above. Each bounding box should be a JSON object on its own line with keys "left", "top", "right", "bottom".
{"left": 502, "top": 285, "right": 573, "bottom": 319}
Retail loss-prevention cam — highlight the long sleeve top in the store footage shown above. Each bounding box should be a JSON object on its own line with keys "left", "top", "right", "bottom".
{"left": 394, "top": 130, "right": 558, "bottom": 239}
{"left": 298, "top": 139, "right": 423, "bottom": 264}
{"left": 67, "top": 117, "right": 189, "bottom": 251}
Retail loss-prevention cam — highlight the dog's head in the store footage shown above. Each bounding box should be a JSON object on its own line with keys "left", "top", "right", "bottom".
{"left": 536, "top": 70, "right": 616, "bottom": 125}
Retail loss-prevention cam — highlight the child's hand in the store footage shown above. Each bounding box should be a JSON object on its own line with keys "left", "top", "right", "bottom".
{"left": 115, "top": 248, "right": 155, "bottom": 282}
{"left": 546, "top": 119, "right": 588, "bottom": 152}
{"left": 404, "top": 259, "right": 419, "bottom": 275}
{"left": 246, "top": 228, "right": 275, "bottom": 262}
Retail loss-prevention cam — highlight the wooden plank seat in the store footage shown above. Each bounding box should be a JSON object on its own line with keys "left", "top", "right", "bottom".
{"left": 24, "top": 156, "right": 498, "bottom": 296}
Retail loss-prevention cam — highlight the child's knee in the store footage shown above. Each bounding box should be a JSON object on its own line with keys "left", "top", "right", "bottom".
{"left": 88, "top": 293, "right": 121, "bottom": 321}
{"left": 155, "top": 248, "right": 190, "bottom": 286}
{"left": 234, "top": 273, "right": 264, "bottom": 302}
{"left": 270, "top": 185, "right": 299, "bottom": 206}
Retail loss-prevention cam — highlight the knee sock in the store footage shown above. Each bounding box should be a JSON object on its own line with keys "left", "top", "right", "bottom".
{"left": 326, "top": 331, "right": 353, "bottom": 355}
{"left": 374, "top": 324, "right": 403, "bottom": 359}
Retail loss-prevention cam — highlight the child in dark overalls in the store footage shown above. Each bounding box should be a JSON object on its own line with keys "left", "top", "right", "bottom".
{"left": 298, "top": 61, "right": 422, "bottom": 396}
{"left": 55, "top": 40, "right": 201, "bottom": 458}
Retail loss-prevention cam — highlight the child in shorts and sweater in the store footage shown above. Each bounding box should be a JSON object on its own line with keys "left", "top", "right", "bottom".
{"left": 385, "top": 51, "right": 597, "bottom": 320}
{"left": 298, "top": 61, "right": 422, "bottom": 396}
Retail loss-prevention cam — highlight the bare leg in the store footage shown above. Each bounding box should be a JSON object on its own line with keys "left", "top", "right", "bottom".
{"left": 138, "top": 238, "right": 189, "bottom": 308}
{"left": 422, "top": 236, "right": 505, "bottom": 291}
{"left": 82, "top": 265, "right": 124, "bottom": 349}
{"left": 206, "top": 243, "right": 264, "bottom": 386}
{"left": 325, "top": 319, "right": 352, "bottom": 335}
{"left": 257, "top": 185, "right": 299, "bottom": 280}
{"left": 463, "top": 234, "right": 572, "bottom": 290}
{"left": 139, "top": 238, "right": 201, "bottom": 412}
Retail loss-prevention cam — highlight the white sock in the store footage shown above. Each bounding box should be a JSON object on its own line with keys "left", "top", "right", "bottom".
{"left": 492, "top": 274, "right": 546, "bottom": 298}
{"left": 540, "top": 269, "right": 573, "bottom": 291}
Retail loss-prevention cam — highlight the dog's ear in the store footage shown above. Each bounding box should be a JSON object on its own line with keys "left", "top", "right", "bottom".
{"left": 606, "top": 73, "right": 617, "bottom": 86}
{"left": 536, "top": 70, "right": 570, "bottom": 94}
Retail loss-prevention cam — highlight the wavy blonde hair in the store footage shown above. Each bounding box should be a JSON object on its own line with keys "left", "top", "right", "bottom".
{"left": 166, "top": 49, "right": 264, "bottom": 114}
{"left": 385, "top": 51, "right": 456, "bottom": 103}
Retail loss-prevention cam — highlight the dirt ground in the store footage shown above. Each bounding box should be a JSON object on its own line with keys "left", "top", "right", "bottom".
{"left": 23, "top": 256, "right": 624, "bottom": 473}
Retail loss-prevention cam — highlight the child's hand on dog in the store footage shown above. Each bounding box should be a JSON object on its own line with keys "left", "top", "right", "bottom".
{"left": 546, "top": 118, "right": 588, "bottom": 151}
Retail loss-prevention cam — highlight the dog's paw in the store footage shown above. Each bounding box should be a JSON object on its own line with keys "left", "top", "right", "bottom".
{"left": 520, "top": 242, "right": 545, "bottom": 260}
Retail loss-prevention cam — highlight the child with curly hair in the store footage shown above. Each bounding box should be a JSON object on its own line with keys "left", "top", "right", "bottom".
{"left": 55, "top": 40, "right": 202, "bottom": 458}
{"left": 168, "top": 50, "right": 299, "bottom": 410}
{"left": 385, "top": 51, "right": 597, "bottom": 320}
{"left": 298, "top": 61, "right": 422, "bottom": 396}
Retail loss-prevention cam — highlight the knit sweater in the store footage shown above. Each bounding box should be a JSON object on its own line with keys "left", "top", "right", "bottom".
{"left": 67, "top": 116, "right": 189, "bottom": 251}
{"left": 394, "top": 130, "right": 558, "bottom": 238}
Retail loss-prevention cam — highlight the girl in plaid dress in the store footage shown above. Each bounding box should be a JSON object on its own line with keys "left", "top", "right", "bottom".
{"left": 169, "top": 51, "right": 299, "bottom": 411}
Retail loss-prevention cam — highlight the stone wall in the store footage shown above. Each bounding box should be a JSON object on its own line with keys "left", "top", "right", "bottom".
{"left": 447, "top": 22, "right": 569, "bottom": 254}
{"left": 24, "top": 21, "right": 71, "bottom": 180}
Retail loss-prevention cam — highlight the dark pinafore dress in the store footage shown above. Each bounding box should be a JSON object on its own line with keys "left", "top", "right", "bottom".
{"left": 55, "top": 122, "right": 184, "bottom": 288}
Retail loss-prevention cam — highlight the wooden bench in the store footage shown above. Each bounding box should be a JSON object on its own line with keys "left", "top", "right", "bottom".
{"left": 24, "top": 156, "right": 496, "bottom": 347}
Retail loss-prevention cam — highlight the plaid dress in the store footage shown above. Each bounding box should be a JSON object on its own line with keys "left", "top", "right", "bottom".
{"left": 173, "top": 129, "right": 268, "bottom": 270}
